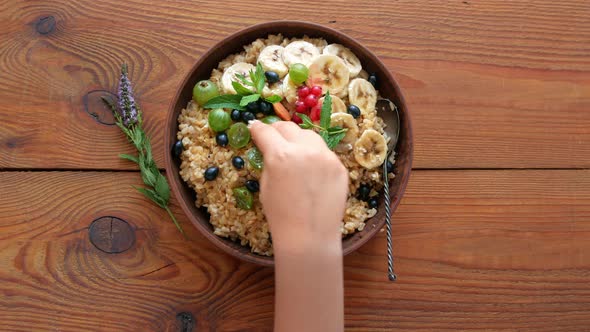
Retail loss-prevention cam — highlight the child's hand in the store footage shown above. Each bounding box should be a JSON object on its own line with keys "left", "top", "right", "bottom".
{"left": 249, "top": 120, "right": 349, "bottom": 254}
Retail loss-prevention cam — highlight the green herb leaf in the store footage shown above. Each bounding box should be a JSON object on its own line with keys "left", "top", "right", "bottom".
{"left": 232, "top": 81, "right": 254, "bottom": 95}
{"left": 144, "top": 133, "right": 153, "bottom": 161}
{"left": 154, "top": 173, "right": 170, "bottom": 203}
{"left": 264, "top": 95, "right": 282, "bottom": 104}
{"left": 135, "top": 186, "right": 166, "bottom": 208}
{"left": 236, "top": 73, "right": 254, "bottom": 87}
{"left": 320, "top": 91, "right": 332, "bottom": 129}
{"left": 327, "top": 126, "right": 347, "bottom": 134}
{"left": 297, "top": 113, "right": 314, "bottom": 129}
{"left": 249, "top": 70, "right": 257, "bottom": 88}
{"left": 325, "top": 131, "right": 346, "bottom": 150}
{"left": 132, "top": 127, "right": 143, "bottom": 150}
{"left": 240, "top": 93, "right": 261, "bottom": 107}
{"left": 204, "top": 94, "right": 245, "bottom": 110}
{"left": 247, "top": 146, "right": 264, "bottom": 170}
{"left": 255, "top": 62, "right": 265, "bottom": 93}
{"left": 233, "top": 186, "right": 253, "bottom": 210}
{"left": 119, "top": 153, "right": 139, "bottom": 164}
{"left": 140, "top": 166, "right": 157, "bottom": 187}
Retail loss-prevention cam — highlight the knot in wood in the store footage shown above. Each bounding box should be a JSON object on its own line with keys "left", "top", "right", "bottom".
{"left": 89, "top": 216, "right": 135, "bottom": 253}
{"left": 35, "top": 16, "right": 56, "bottom": 35}
{"left": 176, "top": 312, "right": 195, "bottom": 332}
{"left": 83, "top": 90, "right": 117, "bottom": 125}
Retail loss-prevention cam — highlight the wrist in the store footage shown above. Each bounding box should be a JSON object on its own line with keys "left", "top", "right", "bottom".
{"left": 273, "top": 231, "right": 342, "bottom": 260}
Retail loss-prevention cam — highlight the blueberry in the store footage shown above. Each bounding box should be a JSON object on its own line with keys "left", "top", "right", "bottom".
{"left": 386, "top": 160, "right": 394, "bottom": 173}
{"left": 245, "top": 179, "right": 260, "bottom": 192}
{"left": 232, "top": 156, "right": 245, "bottom": 169}
{"left": 216, "top": 132, "right": 228, "bottom": 147}
{"left": 357, "top": 184, "right": 371, "bottom": 201}
{"left": 172, "top": 140, "right": 183, "bottom": 158}
{"left": 231, "top": 109, "right": 241, "bottom": 121}
{"left": 258, "top": 100, "right": 273, "bottom": 115}
{"left": 246, "top": 101, "right": 259, "bottom": 113}
{"left": 204, "top": 166, "right": 219, "bottom": 181}
{"left": 242, "top": 111, "right": 255, "bottom": 123}
{"left": 368, "top": 73, "right": 378, "bottom": 88}
{"left": 368, "top": 197, "right": 379, "bottom": 209}
{"left": 265, "top": 71, "right": 280, "bottom": 84}
{"left": 347, "top": 105, "right": 361, "bottom": 118}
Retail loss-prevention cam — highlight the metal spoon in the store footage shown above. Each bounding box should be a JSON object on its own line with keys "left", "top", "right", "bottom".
{"left": 376, "top": 99, "right": 400, "bottom": 282}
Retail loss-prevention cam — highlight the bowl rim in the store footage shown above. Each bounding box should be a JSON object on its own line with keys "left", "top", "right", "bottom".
{"left": 165, "top": 20, "right": 413, "bottom": 266}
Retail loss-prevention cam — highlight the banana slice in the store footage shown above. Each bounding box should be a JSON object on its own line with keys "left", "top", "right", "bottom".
{"left": 282, "top": 41, "right": 320, "bottom": 67}
{"left": 330, "top": 113, "right": 359, "bottom": 144}
{"left": 281, "top": 73, "right": 299, "bottom": 104}
{"left": 357, "top": 70, "right": 369, "bottom": 80}
{"left": 258, "top": 45, "right": 289, "bottom": 78}
{"left": 348, "top": 78, "right": 377, "bottom": 115}
{"left": 221, "top": 62, "right": 255, "bottom": 94}
{"left": 323, "top": 44, "right": 362, "bottom": 78}
{"left": 353, "top": 129, "right": 387, "bottom": 169}
{"left": 307, "top": 55, "right": 350, "bottom": 95}
{"left": 319, "top": 95, "right": 347, "bottom": 113}
{"left": 335, "top": 85, "right": 348, "bottom": 99}
{"left": 262, "top": 82, "right": 284, "bottom": 99}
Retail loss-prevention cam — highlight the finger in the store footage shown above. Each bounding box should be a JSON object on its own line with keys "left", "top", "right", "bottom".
{"left": 271, "top": 121, "right": 302, "bottom": 142}
{"left": 299, "top": 127, "right": 326, "bottom": 146}
{"left": 248, "top": 120, "right": 286, "bottom": 154}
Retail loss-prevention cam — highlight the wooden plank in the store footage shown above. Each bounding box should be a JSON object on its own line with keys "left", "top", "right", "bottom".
{"left": 0, "top": 170, "right": 588, "bottom": 331}
{"left": 1, "top": 0, "right": 589, "bottom": 169}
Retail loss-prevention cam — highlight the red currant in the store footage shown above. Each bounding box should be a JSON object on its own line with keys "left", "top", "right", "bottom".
{"left": 292, "top": 113, "right": 303, "bottom": 124}
{"left": 295, "top": 100, "right": 307, "bottom": 113}
{"left": 304, "top": 94, "right": 318, "bottom": 107}
{"left": 310, "top": 86, "right": 322, "bottom": 96}
{"left": 298, "top": 86, "right": 310, "bottom": 99}
{"left": 310, "top": 106, "right": 321, "bottom": 122}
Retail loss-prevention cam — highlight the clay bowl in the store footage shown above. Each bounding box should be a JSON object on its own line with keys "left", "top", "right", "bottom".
{"left": 165, "top": 21, "right": 413, "bottom": 266}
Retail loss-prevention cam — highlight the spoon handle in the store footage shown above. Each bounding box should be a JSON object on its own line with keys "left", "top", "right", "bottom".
{"left": 383, "top": 155, "right": 397, "bottom": 282}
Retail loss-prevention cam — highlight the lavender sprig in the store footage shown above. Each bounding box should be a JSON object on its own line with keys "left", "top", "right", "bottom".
{"left": 117, "top": 64, "right": 139, "bottom": 126}
{"left": 102, "top": 64, "right": 184, "bottom": 236}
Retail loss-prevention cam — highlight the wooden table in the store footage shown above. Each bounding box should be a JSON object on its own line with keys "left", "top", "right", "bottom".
{"left": 1, "top": 1, "right": 589, "bottom": 331}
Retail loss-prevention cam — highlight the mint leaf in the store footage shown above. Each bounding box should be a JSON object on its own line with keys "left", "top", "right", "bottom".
{"left": 140, "top": 164, "right": 157, "bottom": 187}
{"left": 297, "top": 113, "right": 314, "bottom": 129}
{"left": 264, "top": 95, "right": 282, "bottom": 104}
{"left": 255, "top": 62, "right": 265, "bottom": 93}
{"left": 249, "top": 70, "right": 257, "bottom": 87}
{"left": 325, "top": 131, "right": 346, "bottom": 150}
{"left": 320, "top": 91, "right": 332, "bottom": 129}
{"left": 240, "top": 93, "right": 261, "bottom": 107}
{"left": 327, "top": 126, "right": 347, "bottom": 134}
{"left": 119, "top": 153, "right": 138, "bottom": 164}
{"left": 232, "top": 81, "right": 254, "bottom": 95}
{"left": 154, "top": 173, "right": 170, "bottom": 203}
{"left": 236, "top": 73, "right": 254, "bottom": 87}
{"left": 204, "top": 94, "right": 245, "bottom": 110}
{"left": 135, "top": 187, "right": 166, "bottom": 208}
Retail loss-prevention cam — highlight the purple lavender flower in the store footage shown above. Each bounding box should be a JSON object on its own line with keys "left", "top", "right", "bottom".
{"left": 117, "top": 64, "right": 139, "bottom": 126}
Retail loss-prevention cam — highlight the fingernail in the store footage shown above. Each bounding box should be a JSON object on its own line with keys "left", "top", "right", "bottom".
{"left": 247, "top": 119, "right": 260, "bottom": 128}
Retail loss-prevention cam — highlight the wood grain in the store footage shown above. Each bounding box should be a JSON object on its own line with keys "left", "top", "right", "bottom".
{"left": 0, "top": 0, "right": 589, "bottom": 169}
{"left": 0, "top": 170, "right": 588, "bottom": 331}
